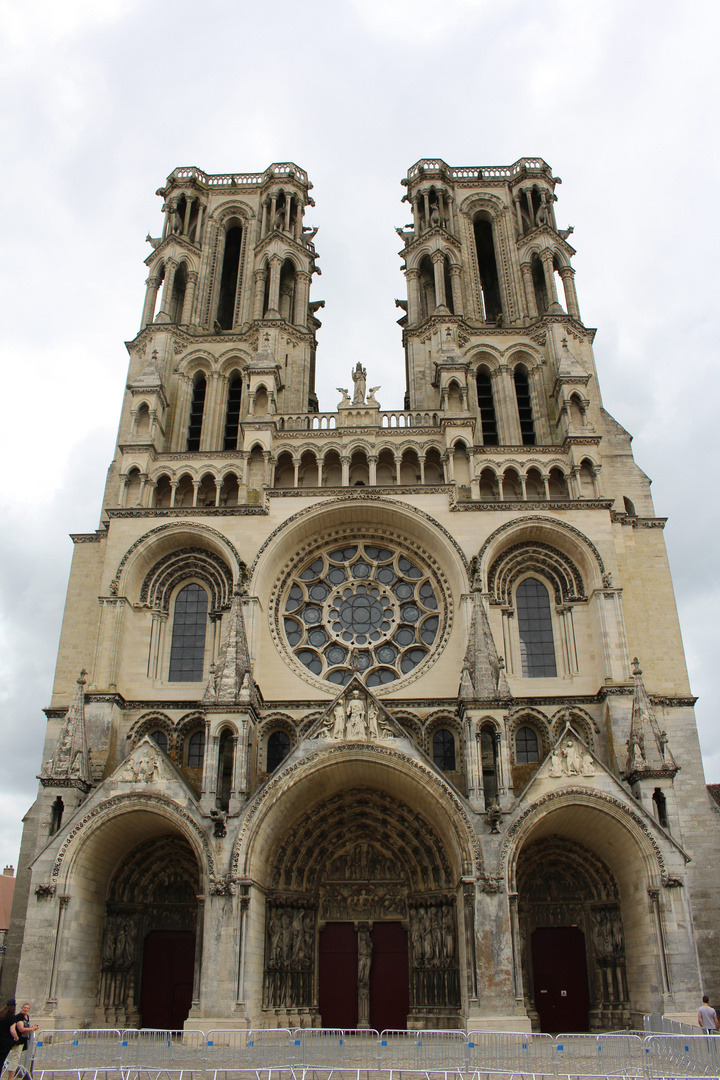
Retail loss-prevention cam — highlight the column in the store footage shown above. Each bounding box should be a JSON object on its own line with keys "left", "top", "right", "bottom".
{"left": 183, "top": 198, "right": 193, "bottom": 235}
{"left": 418, "top": 455, "right": 425, "bottom": 484}
{"left": 292, "top": 457, "right": 300, "bottom": 487}
{"left": 260, "top": 200, "right": 268, "bottom": 238}
{"left": 431, "top": 250, "right": 447, "bottom": 309}
{"left": 294, "top": 271, "right": 310, "bottom": 327}
{"left": 449, "top": 264, "right": 464, "bottom": 315}
{"left": 253, "top": 267, "right": 267, "bottom": 320}
{"left": 411, "top": 195, "right": 421, "bottom": 232}
{"left": 405, "top": 268, "right": 420, "bottom": 324}
{"left": 269, "top": 195, "right": 277, "bottom": 230}
{"left": 316, "top": 457, "right": 322, "bottom": 486}
{"left": 169, "top": 480, "right": 178, "bottom": 507}
{"left": 368, "top": 454, "right": 377, "bottom": 485}
{"left": 591, "top": 465, "right": 602, "bottom": 497}
{"left": 263, "top": 450, "right": 272, "bottom": 486}
{"left": 200, "top": 372, "right": 221, "bottom": 452}
{"left": 284, "top": 196, "right": 292, "bottom": 232}
{"left": 266, "top": 256, "right": 282, "bottom": 315}
{"left": 194, "top": 203, "right": 204, "bottom": 244}
{"left": 341, "top": 454, "right": 350, "bottom": 486}
{"left": 294, "top": 201, "right": 304, "bottom": 242}
{"left": 446, "top": 448, "right": 455, "bottom": 482}
{"left": 520, "top": 263, "right": 539, "bottom": 320}
{"left": 158, "top": 258, "right": 177, "bottom": 316}
{"left": 181, "top": 270, "right": 198, "bottom": 324}
{"left": 422, "top": 191, "right": 430, "bottom": 230}
{"left": 140, "top": 276, "right": 161, "bottom": 329}
{"left": 192, "top": 480, "right": 200, "bottom": 507}
{"left": 501, "top": 609, "right": 515, "bottom": 675}
{"left": 513, "top": 194, "right": 524, "bottom": 235}
{"left": 542, "top": 473, "right": 550, "bottom": 500}
{"left": 118, "top": 474, "right": 128, "bottom": 507}
{"left": 539, "top": 249, "right": 561, "bottom": 309}
{"left": 147, "top": 611, "right": 167, "bottom": 679}
{"left": 394, "top": 455, "right": 401, "bottom": 485}
{"left": 558, "top": 265, "right": 581, "bottom": 320}
{"left": 570, "top": 465, "right": 581, "bottom": 499}
{"left": 495, "top": 365, "right": 522, "bottom": 444}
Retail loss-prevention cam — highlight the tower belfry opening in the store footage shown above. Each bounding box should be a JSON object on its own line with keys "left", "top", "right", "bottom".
{"left": 3, "top": 157, "right": 718, "bottom": 1038}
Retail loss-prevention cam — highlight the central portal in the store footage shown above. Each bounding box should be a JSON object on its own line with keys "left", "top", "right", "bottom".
{"left": 264, "top": 786, "right": 461, "bottom": 1028}
{"left": 317, "top": 921, "right": 409, "bottom": 1030}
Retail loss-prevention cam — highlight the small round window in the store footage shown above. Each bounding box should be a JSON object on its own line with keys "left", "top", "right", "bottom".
{"left": 279, "top": 539, "right": 446, "bottom": 689}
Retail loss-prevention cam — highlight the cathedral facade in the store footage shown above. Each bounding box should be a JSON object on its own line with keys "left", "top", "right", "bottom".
{"left": 3, "top": 158, "right": 719, "bottom": 1034}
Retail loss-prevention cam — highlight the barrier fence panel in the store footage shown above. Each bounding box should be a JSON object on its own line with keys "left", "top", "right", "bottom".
{"left": 378, "top": 1030, "right": 422, "bottom": 1069}
{"left": 206, "top": 1029, "right": 294, "bottom": 1070}
{"left": 120, "top": 1028, "right": 206, "bottom": 1074}
{"left": 293, "top": 1027, "right": 382, "bottom": 1068}
{"left": 467, "top": 1031, "right": 555, "bottom": 1075}
{"left": 415, "top": 1030, "right": 467, "bottom": 1070}
{"left": 34, "top": 1031, "right": 83, "bottom": 1072}
{"left": 644, "top": 1034, "right": 720, "bottom": 1078}
{"left": 554, "top": 1033, "right": 644, "bottom": 1076}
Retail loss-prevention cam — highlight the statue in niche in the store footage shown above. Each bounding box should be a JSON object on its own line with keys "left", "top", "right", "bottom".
{"left": 563, "top": 738, "right": 582, "bottom": 775}
{"left": 346, "top": 690, "right": 367, "bottom": 739}
{"left": 581, "top": 752, "right": 595, "bottom": 776}
{"left": 332, "top": 701, "right": 346, "bottom": 740}
{"left": 366, "top": 700, "right": 379, "bottom": 739}
{"left": 429, "top": 203, "right": 441, "bottom": 228}
{"left": 352, "top": 362, "right": 367, "bottom": 405}
{"left": 442, "top": 905, "right": 455, "bottom": 961}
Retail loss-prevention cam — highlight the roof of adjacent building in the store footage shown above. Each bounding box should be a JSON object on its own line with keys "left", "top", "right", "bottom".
{"left": 0, "top": 870, "right": 15, "bottom": 931}
{"left": 708, "top": 784, "right": 720, "bottom": 810}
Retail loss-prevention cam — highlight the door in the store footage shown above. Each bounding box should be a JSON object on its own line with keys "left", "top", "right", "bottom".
{"left": 531, "top": 926, "right": 589, "bottom": 1033}
{"left": 370, "top": 922, "right": 409, "bottom": 1032}
{"left": 318, "top": 922, "right": 358, "bottom": 1028}
{"left": 140, "top": 930, "right": 195, "bottom": 1029}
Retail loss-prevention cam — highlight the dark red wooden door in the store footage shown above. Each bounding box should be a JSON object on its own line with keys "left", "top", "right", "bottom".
{"left": 531, "top": 927, "right": 589, "bottom": 1033}
{"left": 370, "top": 922, "right": 409, "bottom": 1032}
{"left": 318, "top": 922, "right": 358, "bottom": 1028}
{"left": 140, "top": 930, "right": 195, "bottom": 1029}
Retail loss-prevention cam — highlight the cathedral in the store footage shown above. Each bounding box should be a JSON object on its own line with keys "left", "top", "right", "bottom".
{"left": 3, "top": 157, "right": 719, "bottom": 1034}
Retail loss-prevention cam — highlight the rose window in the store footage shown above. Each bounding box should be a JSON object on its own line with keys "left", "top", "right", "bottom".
{"left": 281, "top": 542, "right": 442, "bottom": 687}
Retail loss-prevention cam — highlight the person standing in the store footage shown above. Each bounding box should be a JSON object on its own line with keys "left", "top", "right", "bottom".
{"left": 0, "top": 1001, "right": 17, "bottom": 1071}
{"left": 3, "top": 1001, "right": 38, "bottom": 1078}
{"left": 698, "top": 995, "right": 719, "bottom": 1034}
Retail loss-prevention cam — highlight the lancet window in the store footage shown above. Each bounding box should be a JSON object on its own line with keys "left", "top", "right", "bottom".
{"left": 217, "top": 729, "right": 234, "bottom": 811}
{"left": 223, "top": 374, "right": 243, "bottom": 449}
{"left": 216, "top": 224, "right": 243, "bottom": 330}
{"left": 432, "top": 728, "right": 456, "bottom": 771}
{"left": 476, "top": 369, "right": 499, "bottom": 445}
{"left": 516, "top": 578, "right": 557, "bottom": 678}
{"left": 187, "top": 730, "right": 205, "bottom": 768}
{"left": 267, "top": 730, "right": 291, "bottom": 772}
{"left": 513, "top": 366, "right": 536, "bottom": 445}
{"left": 186, "top": 374, "right": 206, "bottom": 451}
{"left": 473, "top": 213, "right": 502, "bottom": 322}
{"left": 516, "top": 726, "right": 540, "bottom": 763}
{"left": 168, "top": 583, "right": 209, "bottom": 682}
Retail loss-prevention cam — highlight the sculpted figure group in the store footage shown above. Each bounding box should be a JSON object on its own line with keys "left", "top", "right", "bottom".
{"left": 319, "top": 690, "right": 396, "bottom": 742}
{"left": 548, "top": 736, "right": 595, "bottom": 778}
{"left": 409, "top": 903, "right": 456, "bottom": 968}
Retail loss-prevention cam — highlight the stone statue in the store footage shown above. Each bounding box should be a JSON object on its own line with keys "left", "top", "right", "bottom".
{"left": 549, "top": 748, "right": 563, "bottom": 777}
{"left": 346, "top": 690, "right": 366, "bottom": 739}
{"left": 563, "top": 738, "right": 582, "bottom": 775}
{"left": 366, "top": 385, "right": 381, "bottom": 406}
{"left": 352, "top": 362, "right": 367, "bottom": 405}
{"left": 336, "top": 387, "right": 350, "bottom": 407}
{"left": 366, "top": 701, "right": 379, "bottom": 739}
{"left": 581, "top": 752, "right": 596, "bottom": 776}
{"left": 332, "top": 701, "right": 346, "bottom": 739}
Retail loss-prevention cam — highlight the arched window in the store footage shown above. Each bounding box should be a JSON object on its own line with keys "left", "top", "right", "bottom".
{"left": 476, "top": 369, "right": 498, "bottom": 445}
{"left": 223, "top": 375, "right": 242, "bottom": 449}
{"left": 480, "top": 725, "right": 498, "bottom": 807}
{"left": 473, "top": 215, "right": 502, "bottom": 322}
{"left": 517, "top": 578, "right": 557, "bottom": 677}
{"left": 168, "top": 584, "right": 208, "bottom": 682}
{"left": 418, "top": 255, "right": 436, "bottom": 318}
{"left": 432, "top": 728, "right": 456, "bottom": 771}
{"left": 187, "top": 374, "right": 206, "bottom": 451}
{"left": 217, "top": 729, "right": 234, "bottom": 811}
{"left": 150, "top": 729, "right": 168, "bottom": 752}
{"left": 187, "top": 730, "right": 205, "bottom": 768}
{"left": 513, "top": 366, "right": 536, "bottom": 445}
{"left": 653, "top": 787, "right": 669, "bottom": 829}
{"left": 49, "top": 796, "right": 64, "bottom": 836}
{"left": 516, "top": 726, "right": 540, "bottom": 763}
{"left": 216, "top": 225, "right": 243, "bottom": 330}
{"left": 170, "top": 262, "right": 187, "bottom": 323}
{"left": 267, "top": 730, "right": 291, "bottom": 772}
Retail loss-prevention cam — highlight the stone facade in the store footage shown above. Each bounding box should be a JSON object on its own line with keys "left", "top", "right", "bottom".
{"left": 3, "top": 158, "right": 719, "bottom": 1033}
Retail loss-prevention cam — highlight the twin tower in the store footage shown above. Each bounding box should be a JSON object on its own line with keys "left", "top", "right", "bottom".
{"left": 5, "top": 159, "right": 718, "bottom": 1036}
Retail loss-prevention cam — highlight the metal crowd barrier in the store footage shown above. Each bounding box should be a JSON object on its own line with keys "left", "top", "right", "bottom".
{"left": 27, "top": 1027, "right": 720, "bottom": 1080}
{"left": 467, "top": 1031, "right": 556, "bottom": 1075}
{"left": 645, "top": 1016, "right": 703, "bottom": 1038}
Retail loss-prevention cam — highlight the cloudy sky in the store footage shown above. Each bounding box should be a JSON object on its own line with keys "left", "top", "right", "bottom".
{"left": 1, "top": 0, "right": 718, "bottom": 872}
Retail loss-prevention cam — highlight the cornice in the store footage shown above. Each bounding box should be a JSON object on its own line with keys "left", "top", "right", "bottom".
{"left": 70, "top": 532, "right": 106, "bottom": 544}
{"left": 105, "top": 506, "right": 269, "bottom": 518}
{"left": 452, "top": 499, "right": 614, "bottom": 512}
{"left": 610, "top": 511, "right": 667, "bottom": 529}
